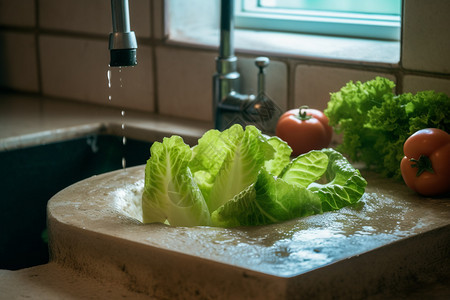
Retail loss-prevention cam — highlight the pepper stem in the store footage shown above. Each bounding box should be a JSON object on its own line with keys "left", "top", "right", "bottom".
{"left": 410, "top": 155, "right": 434, "bottom": 177}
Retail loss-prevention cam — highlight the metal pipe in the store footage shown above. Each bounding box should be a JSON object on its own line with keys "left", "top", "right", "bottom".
{"left": 109, "top": 0, "right": 137, "bottom": 67}
{"left": 111, "top": 0, "right": 131, "bottom": 33}
{"left": 219, "top": 0, "right": 234, "bottom": 59}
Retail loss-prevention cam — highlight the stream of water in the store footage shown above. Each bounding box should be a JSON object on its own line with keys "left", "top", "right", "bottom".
{"left": 107, "top": 67, "right": 127, "bottom": 170}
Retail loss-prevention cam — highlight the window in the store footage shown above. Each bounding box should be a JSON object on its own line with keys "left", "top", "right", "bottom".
{"left": 235, "top": 0, "right": 402, "bottom": 40}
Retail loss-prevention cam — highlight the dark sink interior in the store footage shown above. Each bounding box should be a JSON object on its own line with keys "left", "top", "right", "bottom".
{"left": 0, "top": 134, "right": 153, "bottom": 270}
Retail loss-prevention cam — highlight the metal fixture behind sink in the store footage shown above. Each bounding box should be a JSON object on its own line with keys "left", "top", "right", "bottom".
{"left": 213, "top": 0, "right": 280, "bottom": 133}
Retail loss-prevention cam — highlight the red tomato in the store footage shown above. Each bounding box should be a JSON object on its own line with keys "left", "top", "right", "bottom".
{"left": 276, "top": 106, "right": 333, "bottom": 156}
{"left": 400, "top": 128, "right": 450, "bottom": 197}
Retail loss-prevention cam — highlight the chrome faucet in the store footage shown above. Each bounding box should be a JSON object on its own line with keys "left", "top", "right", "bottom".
{"left": 213, "top": 0, "right": 279, "bottom": 133}
{"left": 109, "top": 0, "right": 279, "bottom": 133}
{"left": 109, "top": 0, "right": 137, "bottom": 67}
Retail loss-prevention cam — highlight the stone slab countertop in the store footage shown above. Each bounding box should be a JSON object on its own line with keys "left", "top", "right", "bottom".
{"left": 0, "top": 91, "right": 212, "bottom": 151}
{"left": 42, "top": 164, "right": 449, "bottom": 299}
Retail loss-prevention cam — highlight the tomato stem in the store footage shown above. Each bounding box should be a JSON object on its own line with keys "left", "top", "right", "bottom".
{"left": 410, "top": 155, "right": 434, "bottom": 177}
{"left": 297, "top": 105, "right": 312, "bottom": 121}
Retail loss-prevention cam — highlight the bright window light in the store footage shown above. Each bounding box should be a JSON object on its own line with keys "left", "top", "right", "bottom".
{"left": 236, "top": 0, "right": 402, "bottom": 40}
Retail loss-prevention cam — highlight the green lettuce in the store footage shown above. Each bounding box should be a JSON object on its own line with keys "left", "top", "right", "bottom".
{"left": 325, "top": 77, "right": 450, "bottom": 178}
{"left": 189, "top": 124, "right": 274, "bottom": 212}
{"left": 211, "top": 169, "right": 322, "bottom": 227}
{"left": 211, "top": 149, "right": 366, "bottom": 227}
{"left": 142, "top": 136, "right": 211, "bottom": 226}
{"left": 307, "top": 149, "right": 367, "bottom": 212}
{"left": 264, "top": 136, "right": 292, "bottom": 176}
{"left": 279, "top": 150, "right": 329, "bottom": 188}
{"left": 142, "top": 125, "right": 367, "bottom": 227}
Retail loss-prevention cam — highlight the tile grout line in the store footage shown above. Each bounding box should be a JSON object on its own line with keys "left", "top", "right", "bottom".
{"left": 34, "top": 0, "right": 43, "bottom": 97}
{"left": 150, "top": 0, "right": 160, "bottom": 115}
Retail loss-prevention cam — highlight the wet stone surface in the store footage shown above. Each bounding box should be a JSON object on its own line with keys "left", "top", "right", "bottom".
{"left": 49, "top": 166, "right": 450, "bottom": 277}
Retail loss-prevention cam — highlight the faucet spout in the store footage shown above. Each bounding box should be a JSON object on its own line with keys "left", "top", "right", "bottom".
{"left": 109, "top": 0, "right": 137, "bottom": 67}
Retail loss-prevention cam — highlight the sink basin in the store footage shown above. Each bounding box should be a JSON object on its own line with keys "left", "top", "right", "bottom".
{"left": 0, "top": 134, "right": 153, "bottom": 270}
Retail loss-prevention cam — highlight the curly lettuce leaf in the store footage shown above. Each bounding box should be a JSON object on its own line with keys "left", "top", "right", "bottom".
{"left": 142, "top": 136, "right": 211, "bottom": 226}
{"left": 325, "top": 77, "right": 395, "bottom": 166}
{"left": 325, "top": 76, "right": 450, "bottom": 178}
{"left": 264, "top": 136, "right": 292, "bottom": 176}
{"left": 308, "top": 148, "right": 367, "bottom": 212}
{"left": 211, "top": 169, "right": 322, "bottom": 227}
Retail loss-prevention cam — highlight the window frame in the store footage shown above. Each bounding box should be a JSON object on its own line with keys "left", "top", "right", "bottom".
{"left": 235, "top": 0, "right": 402, "bottom": 41}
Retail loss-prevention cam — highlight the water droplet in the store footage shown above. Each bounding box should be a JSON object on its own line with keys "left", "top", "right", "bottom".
{"left": 121, "top": 110, "right": 125, "bottom": 116}
{"left": 108, "top": 95, "right": 112, "bottom": 101}
{"left": 122, "top": 157, "right": 126, "bottom": 169}
{"left": 121, "top": 123, "right": 125, "bottom": 130}
{"left": 107, "top": 69, "right": 111, "bottom": 88}
{"left": 120, "top": 77, "right": 123, "bottom": 88}
{"left": 122, "top": 136, "right": 127, "bottom": 145}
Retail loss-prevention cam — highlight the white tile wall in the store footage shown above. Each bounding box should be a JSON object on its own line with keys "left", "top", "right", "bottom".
{"left": 402, "top": 0, "right": 450, "bottom": 73}
{"left": 294, "top": 65, "right": 396, "bottom": 111}
{"left": 0, "top": 0, "right": 35, "bottom": 27}
{"left": 403, "top": 75, "right": 450, "bottom": 95}
{"left": 40, "top": 35, "right": 154, "bottom": 112}
{"left": 0, "top": 0, "right": 449, "bottom": 122}
{"left": 156, "top": 46, "right": 216, "bottom": 121}
{"left": 0, "top": 32, "right": 39, "bottom": 92}
{"left": 40, "top": 0, "right": 151, "bottom": 38}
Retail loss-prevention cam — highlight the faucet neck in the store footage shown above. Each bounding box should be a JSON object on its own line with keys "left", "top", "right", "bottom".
{"left": 219, "top": 0, "right": 235, "bottom": 59}
{"left": 109, "top": 0, "right": 137, "bottom": 67}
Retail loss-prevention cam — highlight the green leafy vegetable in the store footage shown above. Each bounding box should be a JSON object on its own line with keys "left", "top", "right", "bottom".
{"left": 189, "top": 124, "right": 274, "bottom": 212}
{"left": 307, "top": 149, "right": 367, "bottom": 212}
{"left": 325, "top": 77, "right": 450, "bottom": 178}
{"left": 142, "top": 125, "right": 367, "bottom": 227}
{"left": 142, "top": 136, "right": 211, "bottom": 226}
{"left": 211, "top": 169, "right": 322, "bottom": 227}
{"left": 264, "top": 136, "right": 293, "bottom": 176}
{"left": 279, "top": 150, "right": 329, "bottom": 188}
